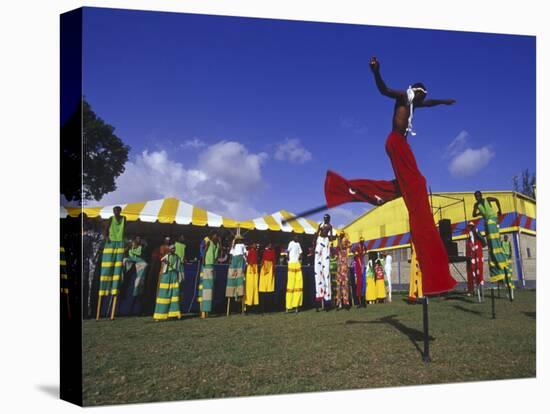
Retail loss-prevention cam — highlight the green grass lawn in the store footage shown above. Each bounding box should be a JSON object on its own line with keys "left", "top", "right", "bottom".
{"left": 82, "top": 289, "right": 536, "bottom": 406}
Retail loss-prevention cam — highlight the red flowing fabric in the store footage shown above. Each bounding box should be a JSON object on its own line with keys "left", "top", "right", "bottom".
{"left": 324, "top": 131, "right": 456, "bottom": 295}
{"left": 325, "top": 170, "right": 400, "bottom": 207}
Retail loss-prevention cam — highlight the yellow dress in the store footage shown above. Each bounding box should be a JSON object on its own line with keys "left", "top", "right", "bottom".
{"left": 365, "top": 260, "right": 377, "bottom": 302}
{"left": 375, "top": 265, "right": 386, "bottom": 299}
{"left": 286, "top": 262, "right": 303, "bottom": 309}
{"left": 245, "top": 264, "right": 259, "bottom": 306}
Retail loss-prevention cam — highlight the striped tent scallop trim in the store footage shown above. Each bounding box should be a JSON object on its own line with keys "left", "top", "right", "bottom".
{"left": 246, "top": 210, "right": 320, "bottom": 234}
{"left": 61, "top": 198, "right": 321, "bottom": 233}
{"left": 62, "top": 197, "right": 236, "bottom": 228}
{"left": 348, "top": 212, "right": 536, "bottom": 252}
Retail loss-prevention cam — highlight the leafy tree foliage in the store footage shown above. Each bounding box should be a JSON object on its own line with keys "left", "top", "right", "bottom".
{"left": 61, "top": 99, "right": 130, "bottom": 202}
{"left": 513, "top": 169, "right": 536, "bottom": 200}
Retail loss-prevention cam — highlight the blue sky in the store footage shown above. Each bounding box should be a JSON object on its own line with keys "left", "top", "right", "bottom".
{"left": 80, "top": 7, "right": 536, "bottom": 225}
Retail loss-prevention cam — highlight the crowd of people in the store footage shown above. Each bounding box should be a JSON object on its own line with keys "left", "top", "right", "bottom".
{"left": 78, "top": 207, "right": 395, "bottom": 321}
{"left": 60, "top": 190, "right": 515, "bottom": 321}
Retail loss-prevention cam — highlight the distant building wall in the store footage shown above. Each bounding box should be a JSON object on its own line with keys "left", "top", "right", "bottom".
{"left": 379, "top": 230, "right": 535, "bottom": 290}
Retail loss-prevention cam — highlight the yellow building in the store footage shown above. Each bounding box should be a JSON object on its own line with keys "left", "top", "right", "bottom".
{"left": 342, "top": 191, "right": 536, "bottom": 288}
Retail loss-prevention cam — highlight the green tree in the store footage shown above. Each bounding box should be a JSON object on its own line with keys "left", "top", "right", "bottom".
{"left": 61, "top": 99, "right": 130, "bottom": 202}
{"left": 513, "top": 169, "right": 536, "bottom": 199}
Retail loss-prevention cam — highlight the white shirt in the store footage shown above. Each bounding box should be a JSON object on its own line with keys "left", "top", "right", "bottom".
{"left": 384, "top": 255, "right": 392, "bottom": 273}
{"left": 287, "top": 240, "right": 303, "bottom": 263}
{"left": 230, "top": 243, "right": 247, "bottom": 257}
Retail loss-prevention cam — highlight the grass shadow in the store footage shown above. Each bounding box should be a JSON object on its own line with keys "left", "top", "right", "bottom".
{"left": 349, "top": 314, "right": 435, "bottom": 358}
{"left": 452, "top": 304, "right": 484, "bottom": 317}
{"left": 442, "top": 294, "right": 476, "bottom": 303}
{"left": 522, "top": 311, "right": 536, "bottom": 319}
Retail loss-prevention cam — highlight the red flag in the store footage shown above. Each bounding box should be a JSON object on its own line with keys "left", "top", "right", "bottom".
{"left": 324, "top": 170, "right": 400, "bottom": 208}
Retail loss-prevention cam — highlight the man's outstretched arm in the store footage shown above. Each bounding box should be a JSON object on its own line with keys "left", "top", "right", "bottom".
{"left": 369, "top": 56, "right": 405, "bottom": 99}
{"left": 417, "top": 98, "right": 456, "bottom": 108}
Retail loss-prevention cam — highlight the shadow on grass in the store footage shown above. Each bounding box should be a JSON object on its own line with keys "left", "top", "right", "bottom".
{"left": 452, "top": 304, "right": 484, "bottom": 317}
{"left": 347, "top": 314, "right": 434, "bottom": 357}
{"left": 442, "top": 294, "right": 476, "bottom": 303}
{"left": 522, "top": 311, "right": 536, "bottom": 319}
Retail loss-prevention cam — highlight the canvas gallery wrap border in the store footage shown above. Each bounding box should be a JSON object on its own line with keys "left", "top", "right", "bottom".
{"left": 60, "top": 6, "right": 536, "bottom": 407}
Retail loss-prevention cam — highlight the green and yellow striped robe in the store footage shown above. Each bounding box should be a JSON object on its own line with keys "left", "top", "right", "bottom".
{"left": 98, "top": 216, "right": 126, "bottom": 296}
{"left": 99, "top": 241, "right": 125, "bottom": 296}
{"left": 154, "top": 253, "right": 183, "bottom": 320}
{"left": 60, "top": 246, "right": 69, "bottom": 295}
{"left": 478, "top": 200, "right": 508, "bottom": 283}
{"left": 199, "top": 238, "right": 219, "bottom": 313}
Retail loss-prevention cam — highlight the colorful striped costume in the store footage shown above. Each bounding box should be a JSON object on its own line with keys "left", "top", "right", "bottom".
{"left": 198, "top": 238, "right": 218, "bottom": 313}
{"left": 123, "top": 245, "right": 147, "bottom": 297}
{"left": 60, "top": 246, "right": 69, "bottom": 295}
{"left": 477, "top": 199, "right": 508, "bottom": 283}
{"left": 153, "top": 253, "right": 183, "bottom": 320}
{"left": 98, "top": 216, "right": 126, "bottom": 297}
{"left": 245, "top": 247, "right": 259, "bottom": 306}
{"left": 226, "top": 243, "right": 246, "bottom": 300}
{"left": 501, "top": 239, "right": 515, "bottom": 289}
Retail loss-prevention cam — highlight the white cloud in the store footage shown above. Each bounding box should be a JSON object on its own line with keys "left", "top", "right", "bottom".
{"left": 449, "top": 147, "right": 495, "bottom": 177}
{"left": 274, "top": 138, "right": 312, "bottom": 164}
{"left": 445, "top": 130, "right": 495, "bottom": 177}
{"left": 180, "top": 138, "right": 206, "bottom": 150}
{"left": 444, "top": 130, "right": 469, "bottom": 159}
{"left": 340, "top": 117, "right": 368, "bottom": 135}
{"left": 97, "top": 141, "right": 269, "bottom": 220}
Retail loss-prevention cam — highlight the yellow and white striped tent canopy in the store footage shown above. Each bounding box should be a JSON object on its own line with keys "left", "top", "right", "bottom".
{"left": 61, "top": 197, "right": 320, "bottom": 234}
